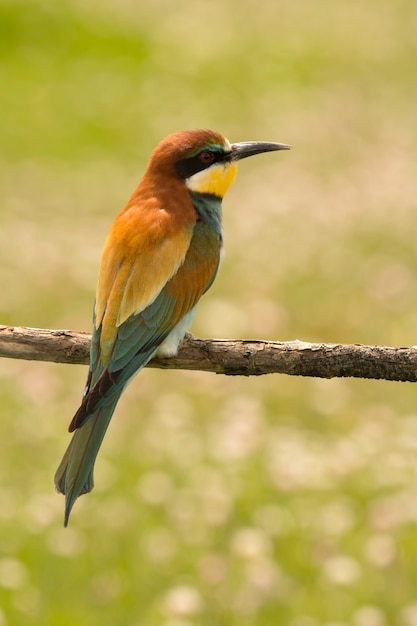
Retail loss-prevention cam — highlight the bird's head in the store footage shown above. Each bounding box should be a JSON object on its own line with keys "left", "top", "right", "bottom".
{"left": 147, "top": 129, "right": 290, "bottom": 199}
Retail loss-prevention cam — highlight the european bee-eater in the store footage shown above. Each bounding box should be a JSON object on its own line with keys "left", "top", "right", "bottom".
{"left": 55, "top": 128, "right": 290, "bottom": 525}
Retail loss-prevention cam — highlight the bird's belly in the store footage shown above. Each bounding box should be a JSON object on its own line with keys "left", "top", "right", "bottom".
{"left": 156, "top": 307, "right": 197, "bottom": 357}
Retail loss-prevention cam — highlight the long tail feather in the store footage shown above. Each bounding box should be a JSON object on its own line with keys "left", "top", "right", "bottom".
{"left": 54, "top": 393, "right": 121, "bottom": 526}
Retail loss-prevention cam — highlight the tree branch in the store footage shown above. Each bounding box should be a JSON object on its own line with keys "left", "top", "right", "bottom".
{"left": 1, "top": 325, "right": 416, "bottom": 382}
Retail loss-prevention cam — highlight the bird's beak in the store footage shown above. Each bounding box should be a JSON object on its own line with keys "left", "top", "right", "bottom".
{"left": 230, "top": 141, "right": 291, "bottom": 161}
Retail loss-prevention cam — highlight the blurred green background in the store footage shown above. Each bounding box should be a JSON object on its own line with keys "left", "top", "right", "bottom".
{"left": 1, "top": 0, "right": 417, "bottom": 624}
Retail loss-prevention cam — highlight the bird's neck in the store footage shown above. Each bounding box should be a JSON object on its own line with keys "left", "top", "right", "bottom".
{"left": 189, "top": 191, "right": 223, "bottom": 234}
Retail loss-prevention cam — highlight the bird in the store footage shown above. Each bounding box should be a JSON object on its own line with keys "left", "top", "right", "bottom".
{"left": 54, "top": 128, "right": 290, "bottom": 525}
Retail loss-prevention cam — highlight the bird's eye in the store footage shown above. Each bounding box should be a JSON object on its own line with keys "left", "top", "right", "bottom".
{"left": 199, "top": 150, "right": 215, "bottom": 165}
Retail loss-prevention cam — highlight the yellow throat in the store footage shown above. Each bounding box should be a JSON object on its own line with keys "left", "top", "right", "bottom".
{"left": 185, "top": 161, "right": 238, "bottom": 199}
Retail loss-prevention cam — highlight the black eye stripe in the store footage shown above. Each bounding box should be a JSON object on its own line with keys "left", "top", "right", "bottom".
{"left": 175, "top": 150, "right": 231, "bottom": 179}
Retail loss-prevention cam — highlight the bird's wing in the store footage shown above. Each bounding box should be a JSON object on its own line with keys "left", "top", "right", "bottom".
{"left": 69, "top": 217, "right": 221, "bottom": 432}
{"left": 94, "top": 202, "right": 196, "bottom": 363}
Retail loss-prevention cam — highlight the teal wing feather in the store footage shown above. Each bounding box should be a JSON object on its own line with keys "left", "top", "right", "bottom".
{"left": 69, "top": 287, "right": 178, "bottom": 432}
{"left": 55, "top": 219, "right": 221, "bottom": 525}
{"left": 71, "top": 219, "right": 221, "bottom": 430}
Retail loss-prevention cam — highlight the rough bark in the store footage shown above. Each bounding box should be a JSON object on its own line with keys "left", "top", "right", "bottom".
{"left": 1, "top": 325, "right": 416, "bottom": 382}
